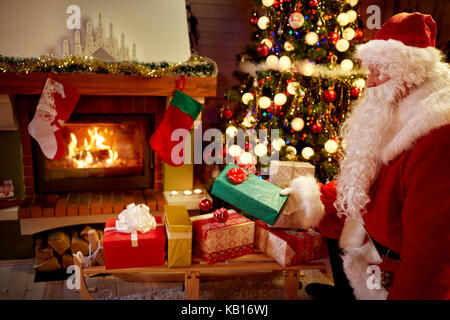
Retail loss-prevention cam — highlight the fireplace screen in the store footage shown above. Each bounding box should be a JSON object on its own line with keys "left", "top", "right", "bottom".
{"left": 33, "top": 115, "right": 153, "bottom": 193}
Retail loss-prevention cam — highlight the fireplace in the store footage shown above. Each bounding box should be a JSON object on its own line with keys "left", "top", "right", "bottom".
{"left": 33, "top": 114, "right": 154, "bottom": 193}
{"left": 0, "top": 72, "right": 217, "bottom": 235}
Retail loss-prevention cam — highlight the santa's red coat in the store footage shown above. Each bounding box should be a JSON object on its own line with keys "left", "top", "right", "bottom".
{"left": 317, "top": 124, "right": 450, "bottom": 300}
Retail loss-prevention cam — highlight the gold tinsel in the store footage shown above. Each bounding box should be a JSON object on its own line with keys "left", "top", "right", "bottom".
{"left": 0, "top": 55, "right": 218, "bottom": 78}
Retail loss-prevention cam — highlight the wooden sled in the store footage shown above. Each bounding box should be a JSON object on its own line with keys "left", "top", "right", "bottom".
{"left": 73, "top": 230, "right": 328, "bottom": 300}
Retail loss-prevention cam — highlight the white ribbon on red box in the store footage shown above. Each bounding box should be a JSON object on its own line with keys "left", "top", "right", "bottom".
{"left": 104, "top": 203, "right": 163, "bottom": 247}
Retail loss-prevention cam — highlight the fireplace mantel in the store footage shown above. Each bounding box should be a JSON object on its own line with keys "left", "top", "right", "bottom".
{"left": 0, "top": 73, "right": 217, "bottom": 97}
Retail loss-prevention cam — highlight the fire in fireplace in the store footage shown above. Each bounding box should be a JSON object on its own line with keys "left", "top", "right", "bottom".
{"left": 33, "top": 114, "right": 154, "bottom": 193}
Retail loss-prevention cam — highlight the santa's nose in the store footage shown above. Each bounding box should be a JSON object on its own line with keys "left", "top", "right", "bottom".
{"left": 366, "top": 74, "right": 377, "bottom": 88}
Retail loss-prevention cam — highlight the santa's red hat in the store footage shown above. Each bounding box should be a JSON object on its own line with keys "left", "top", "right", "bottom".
{"left": 356, "top": 12, "right": 443, "bottom": 87}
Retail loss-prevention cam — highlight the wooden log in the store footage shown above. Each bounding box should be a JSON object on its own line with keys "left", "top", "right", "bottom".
{"left": 80, "top": 226, "right": 95, "bottom": 242}
{"left": 47, "top": 230, "right": 71, "bottom": 255}
{"left": 62, "top": 253, "right": 74, "bottom": 269}
{"left": 33, "top": 257, "right": 61, "bottom": 272}
{"left": 70, "top": 230, "right": 90, "bottom": 256}
{"left": 34, "top": 238, "right": 55, "bottom": 265}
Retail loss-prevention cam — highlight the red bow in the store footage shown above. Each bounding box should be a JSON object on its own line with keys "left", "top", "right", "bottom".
{"left": 227, "top": 167, "right": 249, "bottom": 184}
{"left": 213, "top": 207, "right": 229, "bottom": 223}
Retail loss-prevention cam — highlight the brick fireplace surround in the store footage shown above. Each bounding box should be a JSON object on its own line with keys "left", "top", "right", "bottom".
{"left": 0, "top": 73, "right": 217, "bottom": 235}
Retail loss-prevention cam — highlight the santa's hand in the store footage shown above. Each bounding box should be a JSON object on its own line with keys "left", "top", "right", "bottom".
{"left": 278, "top": 175, "right": 326, "bottom": 228}
{"left": 280, "top": 187, "right": 293, "bottom": 196}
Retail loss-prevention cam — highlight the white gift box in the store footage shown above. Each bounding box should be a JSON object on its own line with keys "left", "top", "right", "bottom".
{"left": 269, "top": 160, "right": 315, "bottom": 188}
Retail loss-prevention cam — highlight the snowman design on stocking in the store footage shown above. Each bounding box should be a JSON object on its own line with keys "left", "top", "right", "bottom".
{"left": 28, "top": 78, "right": 80, "bottom": 160}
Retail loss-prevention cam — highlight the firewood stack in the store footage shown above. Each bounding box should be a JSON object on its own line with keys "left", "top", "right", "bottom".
{"left": 33, "top": 225, "right": 104, "bottom": 272}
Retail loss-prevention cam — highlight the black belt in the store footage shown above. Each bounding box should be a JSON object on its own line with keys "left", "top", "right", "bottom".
{"left": 371, "top": 236, "right": 401, "bottom": 261}
{"left": 363, "top": 226, "right": 401, "bottom": 261}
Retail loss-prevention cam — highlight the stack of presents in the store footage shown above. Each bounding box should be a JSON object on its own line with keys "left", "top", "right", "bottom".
{"left": 102, "top": 162, "right": 329, "bottom": 269}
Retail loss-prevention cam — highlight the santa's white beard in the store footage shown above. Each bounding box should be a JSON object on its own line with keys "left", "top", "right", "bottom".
{"left": 334, "top": 79, "right": 406, "bottom": 221}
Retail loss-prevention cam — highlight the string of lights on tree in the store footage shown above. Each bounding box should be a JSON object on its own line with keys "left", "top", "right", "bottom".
{"left": 217, "top": 0, "right": 367, "bottom": 183}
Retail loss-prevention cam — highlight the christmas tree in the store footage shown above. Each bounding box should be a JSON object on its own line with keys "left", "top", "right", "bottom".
{"left": 216, "top": 0, "right": 367, "bottom": 183}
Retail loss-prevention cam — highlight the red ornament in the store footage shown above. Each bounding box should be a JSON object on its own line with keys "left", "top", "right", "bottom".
{"left": 327, "top": 32, "right": 340, "bottom": 45}
{"left": 351, "top": 87, "right": 361, "bottom": 97}
{"left": 256, "top": 44, "right": 270, "bottom": 57}
{"left": 354, "top": 29, "right": 364, "bottom": 40}
{"left": 250, "top": 16, "right": 258, "bottom": 26}
{"left": 199, "top": 198, "right": 212, "bottom": 212}
{"left": 312, "top": 122, "right": 323, "bottom": 133}
{"left": 309, "top": 0, "right": 319, "bottom": 7}
{"left": 268, "top": 103, "right": 281, "bottom": 114}
{"left": 323, "top": 88, "right": 337, "bottom": 103}
{"left": 213, "top": 207, "right": 229, "bottom": 223}
{"left": 227, "top": 167, "right": 249, "bottom": 184}
{"left": 223, "top": 108, "right": 233, "bottom": 119}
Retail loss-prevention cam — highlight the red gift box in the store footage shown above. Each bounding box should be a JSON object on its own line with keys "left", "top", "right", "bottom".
{"left": 190, "top": 210, "right": 254, "bottom": 264}
{"left": 103, "top": 216, "right": 166, "bottom": 269}
{"left": 254, "top": 220, "right": 328, "bottom": 267}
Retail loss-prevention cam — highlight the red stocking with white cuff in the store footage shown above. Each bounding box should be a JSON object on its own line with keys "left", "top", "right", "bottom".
{"left": 28, "top": 77, "right": 80, "bottom": 160}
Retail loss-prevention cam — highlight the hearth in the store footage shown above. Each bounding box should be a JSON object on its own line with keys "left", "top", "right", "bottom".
{"left": 33, "top": 114, "right": 153, "bottom": 193}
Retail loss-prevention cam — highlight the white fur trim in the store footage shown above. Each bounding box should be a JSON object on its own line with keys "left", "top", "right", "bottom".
{"left": 284, "top": 175, "right": 325, "bottom": 228}
{"left": 356, "top": 39, "right": 444, "bottom": 88}
{"left": 340, "top": 220, "right": 388, "bottom": 300}
{"left": 380, "top": 76, "right": 450, "bottom": 163}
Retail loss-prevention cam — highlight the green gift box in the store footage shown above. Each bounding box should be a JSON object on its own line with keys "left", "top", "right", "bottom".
{"left": 211, "top": 164, "right": 289, "bottom": 225}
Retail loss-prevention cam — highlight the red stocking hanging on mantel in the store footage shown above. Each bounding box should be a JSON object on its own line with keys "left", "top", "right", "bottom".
{"left": 28, "top": 77, "right": 80, "bottom": 160}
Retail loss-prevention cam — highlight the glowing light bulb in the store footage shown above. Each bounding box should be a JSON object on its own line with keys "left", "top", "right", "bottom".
{"left": 266, "top": 55, "right": 279, "bottom": 69}
{"left": 305, "top": 32, "right": 319, "bottom": 45}
{"left": 279, "top": 56, "right": 292, "bottom": 72}
{"left": 287, "top": 82, "right": 300, "bottom": 95}
{"left": 274, "top": 93, "right": 287, "bottom": 106}
{"left": 228, "top": 144, "right": 243, "bottom": 157}
{"left": 259, "top": 96, "right": 271, "bottom": 109}
{"left": 342, "top": 27, "right": 355, "bottom": 41}
{"left": 262, "top": 0, "right": 275, "bottom": 7}
{"left": 184, "top": 190, "right": 193, "bottom": 196}
{"left": 354, "top": 78, "right": 366, "bottom": 89}
{"left": 226, "top": 126, "right": 238, "bottom": 138}
{"left": 337, "top": 13, "right": 350, "bottom": 26}
{"left": 271, "top": 138, "right": 285, "bottom": 151}
{"left": 242, "top": 92, "right": 254, "bottom": 105}
{"left": 258, "top": 16, "right": 270, "bottom": 30}
{"left": 336, "top": 39, "right": 350, "bottom": 52}
{"left": 170, "top": 191, "right": 179, "bottom": 196}
{"left": 340, "top": 59, "right": 354, "bottom": 71}
{"left": 300, "top": 62, "right": 315, "bottom": 76}
{"left": 193, "top": 189, "right": 202, "bottom": 194}
{"left": 302, "top": 147, "right": 314, "bottom": 159}
{"left": 291, "top": 117, "right": 305, "bottom": 131}
{"left": 347, "top": 10, "right": 357, "bottom": 22}
{"left": 324, "top": 140, "right": 338, "bottom": 153}
{"left": 239, "top": 152, "right": 253, "bottom": 164}
{"left": 254, "top": 143, "right": 268, "bottom": 157}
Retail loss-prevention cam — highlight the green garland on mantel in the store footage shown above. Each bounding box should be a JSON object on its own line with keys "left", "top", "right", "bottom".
{"left": 0, "top": 54, "right": 218, "bottom": 78}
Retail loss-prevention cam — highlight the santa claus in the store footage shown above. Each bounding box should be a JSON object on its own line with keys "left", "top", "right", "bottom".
{"left": 282, "top": 12, "right": 450, "bottom": 299}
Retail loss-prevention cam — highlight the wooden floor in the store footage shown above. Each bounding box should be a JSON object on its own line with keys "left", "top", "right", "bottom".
{"left": 0, "top": 259, "right": 182, "bottom": 300}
